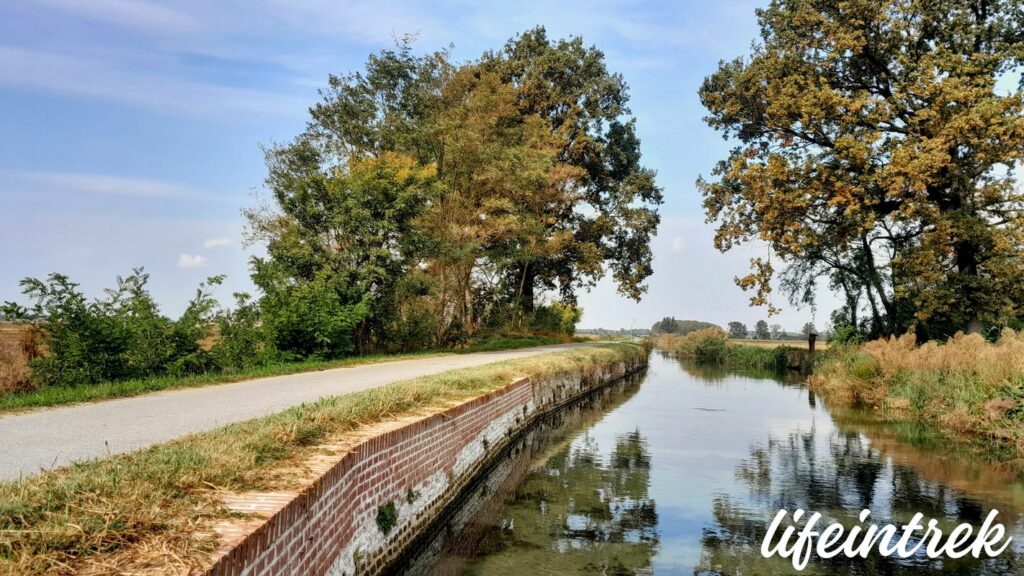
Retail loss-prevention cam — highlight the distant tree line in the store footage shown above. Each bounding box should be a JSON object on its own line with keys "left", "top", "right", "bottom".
{"left": 723, "top": 319, "right": 816, "bottom": 340}
{"left": 650, "top": 317, "right": 719, "bottom": 335}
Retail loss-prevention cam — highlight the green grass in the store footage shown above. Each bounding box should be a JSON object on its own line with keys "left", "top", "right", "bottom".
{"left": 0, "top": 335, "right": 566, "bottom": 414}
{"left": 0, "top": 343, "right": 644, "bottom": 575}
{"left": 727, "top": 344, "right": 803, "bottom": 371}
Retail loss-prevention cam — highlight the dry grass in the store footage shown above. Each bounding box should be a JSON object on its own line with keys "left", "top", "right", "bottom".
{"left": 811, "top": 330, "right": 1024, "bottom": 455}
{"left": 730, "top": 338, "right": 828, "bottom": 350}
{"left": 0, "top": 343, "right": 645, "bottom": 575}
{"left": 0, "top": 324, "right": 35, "bottom": 395}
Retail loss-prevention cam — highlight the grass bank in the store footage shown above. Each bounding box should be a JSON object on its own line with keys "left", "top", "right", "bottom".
{"left": 810, "top": 331, "right": 1024, "bottom": 455}
{"left": 655, "top": 329, "right": 807, "bottom": 371}
{"left": 0, "top": 343, "right": 645, "bottom": 575}
{"left": 0, "top": 335, "right": 566, "bottom": 414}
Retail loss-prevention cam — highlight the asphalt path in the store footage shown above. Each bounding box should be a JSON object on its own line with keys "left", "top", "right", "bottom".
{"left": 0, "top": 343, "right": 592, "bottom": 481}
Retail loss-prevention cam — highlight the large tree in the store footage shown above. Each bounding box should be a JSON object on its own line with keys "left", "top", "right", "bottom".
{"left": 483, "top": 27, "right": 664, "bottom": 307}
{"left": 698, "top": 0, "right": 1024, "bottom": 338}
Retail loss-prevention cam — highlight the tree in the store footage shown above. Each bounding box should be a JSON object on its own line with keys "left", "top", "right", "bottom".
{"left": 801, "top": 322, "right": 817, "bottom": 337}
{"left": 483, "top": 27, "right": 664, "bottom": 306}
{"left": 754, "top": 320, "right": 770, "bottom": 340}
{"left": 727, "top": 321, "right": 748, "bottom": 339}
{"left": 769, "top": 323, "right": 783, "bottom": 340}
{"left": 654, "top": 316, "right": 680, "bottom": 334}
{"left": 248, "top": 151, "right": 439, "bottom": 355}
{"left": 698, "top": 0, "right": 1024, "bottom": 338}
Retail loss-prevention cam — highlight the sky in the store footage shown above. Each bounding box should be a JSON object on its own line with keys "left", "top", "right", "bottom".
{"left": 0, "top": 0, "right": 842, "bottom": 332}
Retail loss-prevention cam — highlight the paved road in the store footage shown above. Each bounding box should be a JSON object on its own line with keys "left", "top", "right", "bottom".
{"left": 0, "top": 343, "right": 591, "bottom": 481}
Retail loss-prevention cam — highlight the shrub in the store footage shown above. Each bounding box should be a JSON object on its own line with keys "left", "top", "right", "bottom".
{"left": 526, "top": 302, "right": 582, "bottom": 337}
{"left": 829, "top": 323, "right": 864, "bottom": 345}
{"left": 209, "top": 293, "right": 278, "bottom": 372}
{"left": 256, "top": 270, "right": 368, "bottom": 359}
{"left": 15, "top": 270, "right": 229, "bottom": 388}
{"left": 673, "top": 327, "right": 731, "bottom": 364}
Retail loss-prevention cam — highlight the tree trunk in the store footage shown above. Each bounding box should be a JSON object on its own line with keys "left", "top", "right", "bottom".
{"left": 956, "top": 239, "right": 983, "bottom": 334}
{"left": 517, "top": 262, "right": 536, "bottom": 314}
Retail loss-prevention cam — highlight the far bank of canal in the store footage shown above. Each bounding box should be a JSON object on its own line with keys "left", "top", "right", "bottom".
{"left": 399, "top": 351, "right": 1024, "bottom": 575}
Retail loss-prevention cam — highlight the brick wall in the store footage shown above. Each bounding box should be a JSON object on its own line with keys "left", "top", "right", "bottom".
{"left": 205, "top": 354, "right": 645, "bottom": 576}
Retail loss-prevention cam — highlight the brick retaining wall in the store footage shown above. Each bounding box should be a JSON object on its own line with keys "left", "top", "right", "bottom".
{"left": 205, "top": 352, "right": 646, "bottom": 576}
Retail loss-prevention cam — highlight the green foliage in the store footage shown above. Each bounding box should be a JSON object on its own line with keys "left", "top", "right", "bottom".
{"left": 20, "top": 269, "right": 177, "bottom": 387}
{"left": 753, "top": 320, "right": 770, "bottom": 340}
{"left": 249, "top": 151, "right": 437, "bottom": 355}
{"left": 829, "top": 324, "right": 864, "bottom": 345}
{"left": 376, "top": 501, "right": 398, "bottom": 535}
{"left": 651, "top": 317, "right": 718, "bottom": 335}
{"left": 527, "top": 302, "right": 582, "bottom": 336}
{"left": 728, "top": 345, "right": 798, "bottom": 371}
{"left": 209, "top": 293, "right": 278, "bottom": 372}
{"left": 255, "top": 270, "right": 368, "bottom": 360}
{"left": 15, "top": 270, "right": 277, "bottom": 389}
{"left": 252, "top": 29, "right": 660, "bottom": 352}
{"left": 673, "top": 328, "right": 731, "bottom": 365}
{"left": 727, "top": 321, "right": 748, "bottom": 339}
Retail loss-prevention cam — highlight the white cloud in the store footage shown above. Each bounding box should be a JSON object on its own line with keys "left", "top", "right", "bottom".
{"left": 203, "top": 237, "right": 232, "bottom": 249}
{"left": 0, "top": 46, "right": 306, "bottom": 119}
{"left": 177, "top": 254, "right": 207, "bottom": 269}
{"left": 671, "top": 237, "right": 685, "bottom": 253}
{"left": 27, "top": 0, "right": 196, "bottom": 33}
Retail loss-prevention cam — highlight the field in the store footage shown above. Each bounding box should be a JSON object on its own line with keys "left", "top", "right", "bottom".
{"left": 730, "top": 338, "right": 829, "bottom": 350}
{"left": 0, "top": 323, "right": 32, "bottom": 394}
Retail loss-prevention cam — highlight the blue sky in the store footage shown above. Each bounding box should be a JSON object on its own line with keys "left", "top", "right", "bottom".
{"left": 0, "top": 0, "right": 839, "bottom": 331}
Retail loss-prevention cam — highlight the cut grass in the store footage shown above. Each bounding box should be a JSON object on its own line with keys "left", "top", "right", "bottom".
{"left": 0, "top": 335, "right": 565, "bottom": 415}
{"left": 0, "top": 343, "right": 645, "bottom": 575}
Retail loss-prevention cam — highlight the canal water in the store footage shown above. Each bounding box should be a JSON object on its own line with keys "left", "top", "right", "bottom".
{"left": 401, "top": 351, "right": 1024, "bottom": 575}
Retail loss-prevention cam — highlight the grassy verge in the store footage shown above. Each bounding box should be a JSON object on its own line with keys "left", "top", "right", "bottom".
{"left": 0, "top": 335, "right": 565, "bottom": 414}
{"left": 0, "top": 343, "right": 645, "bottom": 574}
{"left": 810, "top": 331, "right": 1024, "bottom": 455}
{"left": 655, "top": 329, "right": 806, "bottom": 371}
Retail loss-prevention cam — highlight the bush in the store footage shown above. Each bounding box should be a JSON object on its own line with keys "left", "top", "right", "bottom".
{"left": 14, "top": 270, "right": 258, "bottom": 388}
{"left": 528, "top": 302, "right": 582, "bottom": 336}
{"left": 829, "top": 323, "right": 864, "bottom": 345}
{"left": 209, "top": 293, "right": 278, "bottom": 371}
{"left": 256, "top": 269, "right": 369, "bottom": 359}
{"left": 673, "top": 327, "right": 731, "bottom": 364}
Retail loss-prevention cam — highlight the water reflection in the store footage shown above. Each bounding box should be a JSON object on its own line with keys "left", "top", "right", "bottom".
{"left": 415, "top": 353, "right": 1024, "bottom": 575}
{"left": 454, "top": 419, "right": 659, "bottom": 574}
{"left": 699, "top": 424, "right": 1024, "bottom": 574}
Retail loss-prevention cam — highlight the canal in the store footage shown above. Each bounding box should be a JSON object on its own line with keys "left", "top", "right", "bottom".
{"left": 399, "top": 351, "right": 1024, "bottom": 575}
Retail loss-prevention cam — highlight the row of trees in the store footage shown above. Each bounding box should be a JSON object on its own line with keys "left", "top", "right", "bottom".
{"left": 726, "top": 320, "right": 815, "bottom": 340}
{"left": 248, "top": 28, "right": 662, "bottom": 355}
{"left": 650, "top": 317, "right": 718, "bottom": 335}
{"left": 699, "top": 0, "right": 1024, "bottom": 340}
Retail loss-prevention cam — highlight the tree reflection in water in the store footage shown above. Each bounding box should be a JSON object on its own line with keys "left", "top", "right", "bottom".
{"left": 462, "top": 428, "right": 659, "bottom": 575}
{"left": 697, "top": 426, "right": 1024, "bottom": 575}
